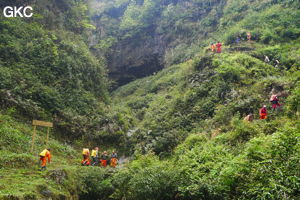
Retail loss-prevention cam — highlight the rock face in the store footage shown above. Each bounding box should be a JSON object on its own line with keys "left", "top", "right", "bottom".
{"left": 108, "top": 30, "right": 165, "bottom": 86}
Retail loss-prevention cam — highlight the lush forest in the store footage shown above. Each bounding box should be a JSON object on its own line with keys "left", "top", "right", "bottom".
{"left": 0, "top": 0, "right": 299, "bottom": 199}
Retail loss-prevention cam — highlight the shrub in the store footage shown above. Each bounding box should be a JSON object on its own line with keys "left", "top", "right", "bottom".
{"left": 0, "top": 152, "right": 36, "bottom": 169}
{"left": 78, "top": 168, "right": 114, "bottom": 200}
{"left": 285, "top": 86, "right": 300, "bottom": 117}
{"left": 111, "top": 154, "right": 177, "bottom": 200}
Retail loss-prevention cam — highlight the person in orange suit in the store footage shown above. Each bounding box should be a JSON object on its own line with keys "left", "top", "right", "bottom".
{"left": 39, "top": 148, "right": 51, "bottom": 171}
{"left": 100, "top": 151, "right": 109, "bottom": 167}
{"left": 81, "top": 148, "right": 90, "bottom": 166}
{"left": 110, "top": 151, "right": 118, "bottom": 168}
{"left": 81, "top": 158, "right": 90, "bottom": 166}
{"left": 210, "top": 43, "right": 216, "bottom": 53}
{"left": 259, "top": 105, "right": 267, "bottom": 119}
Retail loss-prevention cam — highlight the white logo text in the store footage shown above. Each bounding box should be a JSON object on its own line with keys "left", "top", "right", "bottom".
{"left": 3, "top": 6, "right": 33, "bottom": 18}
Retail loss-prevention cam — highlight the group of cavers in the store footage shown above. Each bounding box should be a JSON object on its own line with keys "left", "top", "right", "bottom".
{"left": 37, "top": 147, "right": 118, "bottom": 171}
{"left": 209, "top": 32, "right": 283, "bottom": 122}
{"left": 210, "top": 32, "right": 252, "bottom": 53}
{"left": 82, "top": 147, "right": 118, "bottom": 168}
{"left": 210, "top": 41, "right": 223, "bottom": 53}
{"left": 244, "top": 94, "right": 281, "bottom": 122}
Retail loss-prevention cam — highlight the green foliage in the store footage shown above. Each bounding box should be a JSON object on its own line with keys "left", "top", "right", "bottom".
{"left": 285, "top": 84, "right": 300, "bottom": 118}
{"left": 96, "top": 123, "right": 299, "bottom": 199}
{"left": 0, "top": 10, "right": 109, "bottom": 140}
{"left": 112, "top": 46, "right": 298, "bottom": 154}
{"left": 120, "top": 0, "right": 159, "bottom": 36}
{"left": 0, "top": 116, "right": 31, "bottom": 153}
{"left": 94, "top": 36, "right": 117, "bottom": 56}
{"left": 223, "top": 117, "right": 261, "bottom": 146}
{"left": 77, "top": 168, "right": 114, "bottom": 200}
{"left": 67, "top": 2, "right": 96, "bottom": 33}
{"left": 223, "top": 5, "right": 300, "bottom": 45}
{"left": 0, "top": 152, "right": 35, "bottom": 169}
{"left": 111, "top": 154, "right": 177, "bottom": 200}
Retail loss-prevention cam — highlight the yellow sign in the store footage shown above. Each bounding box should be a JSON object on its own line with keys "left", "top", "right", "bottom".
{"left": 32, "top": 120, "right": 53, "bottom": 127}
{"left": 31, "top": 120, "right": 53, "bottom": 153}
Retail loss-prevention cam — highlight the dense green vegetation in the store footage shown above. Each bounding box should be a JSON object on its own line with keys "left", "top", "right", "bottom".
{"left": 109, "top": 0, "right": 300, "bottom": 155}
{"left": 0, "top": 0, "right": 114, "bottom": 143}
{"left": 0, "top": 0, "right": 299, "bottom": 199}
{"left": 108, "top": 121, "right": 299, "bottom": 200}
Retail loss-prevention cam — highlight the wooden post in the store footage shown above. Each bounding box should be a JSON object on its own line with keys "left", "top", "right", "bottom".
{"left": 31, "top": 120, "right": 53, "bottom": 154}
{"left": 31, "top": 125, "right": 37, "bottom": 153}
{"left": 46, "top": 127, "right": 50, "bottom": 147}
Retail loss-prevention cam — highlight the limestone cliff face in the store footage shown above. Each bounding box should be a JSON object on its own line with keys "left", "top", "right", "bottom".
{"left": 88, "top": 0, "right": 166, "bottom": 87}
{"left": 108, "top": 28, "right": 166, "bottom": 86}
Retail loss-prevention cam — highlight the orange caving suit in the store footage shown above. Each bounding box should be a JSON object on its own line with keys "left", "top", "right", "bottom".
{"left": 110, "top": 153, "right": 118, "bottom": 168}
{"left": 210, "top": 44, "right": 216, "bottom": 52}
{"left": 110, "top": 158, "right": 118, "bottom": 168}
{"left": 40, "top": 149, "right": 51, "bottom": 167}
{"left": 259, "top": 107, "right": 267, "bottom": 119}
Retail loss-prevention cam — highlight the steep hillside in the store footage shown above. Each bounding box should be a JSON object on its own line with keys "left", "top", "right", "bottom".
{"left": 103, "top": 40, "right": 300, "bottom": 200}
{"left": 111, "top": 1, "right": 300, "bottom": 156}
{"left": 112, "top": 43, "right": 300, "bottom": 151}
{"left": 0, "top": 0, "right": 111, "bottom": 142}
